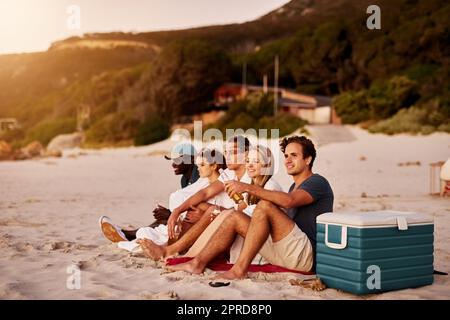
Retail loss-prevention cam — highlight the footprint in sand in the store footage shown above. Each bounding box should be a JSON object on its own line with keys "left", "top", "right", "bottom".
{"left": 164, "top": 272, "right": 210, "bottom": 283}
{"left": 14, "top": 242, "right": 35, "bottom": 253}
{"left": 140, "top": 291, "right": 179, "bottom": 300}
{"left": 75, "top": 244, "right": 99, "bottom": 251}
{"left": 0, "top": 233, "right": 13, "bottom": 248}
{"left": 40, "top": 241, "right": 75, "bottom": 252}
{"left": 0, "top": 218, "right": 45, "bottom": 228}
{"left": 101, "top": 253, "right": 123, "bottom": 262}
{"left": 24, "top": 198, "right": 42, "bottom": 204}
{"left": 0, "top": 283, "right": 28, "bottom": 300}
{"left": 85, "top": 290, "right": 116, "bottom": 299}
{"left": 88, "top": 275, "right": 128, "bottom": 292}
{"left": 74, "top": 259, "right": 99, "bottom": 271}
{"left": 39, "top": 241, "right": 98, "bottom": 253}
{"left": 121, "top": 256, "right": 161, "bottom": 269}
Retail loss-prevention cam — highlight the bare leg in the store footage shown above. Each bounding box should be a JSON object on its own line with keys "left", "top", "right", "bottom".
{"left": 217, "top": 200, "right": 295, "bottom": 280}
{"left": 138, "top": 205, "right": 218, "bottom": 260}
{"left": 167, "top": 220, "right": 194, "bottom": 247}
{"left": 171, "top": 200, "right": 295, "bottom": 278}
{"left": 168, "top": 210, "right": 251, "bottom": 274}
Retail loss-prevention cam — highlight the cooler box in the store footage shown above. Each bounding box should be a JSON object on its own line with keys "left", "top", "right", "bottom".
{"left": 316, "top": 211, "right": 434, "bottom": 295}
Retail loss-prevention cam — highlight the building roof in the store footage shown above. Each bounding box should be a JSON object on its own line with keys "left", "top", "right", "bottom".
{"left": 313, "top": 95, "right": 332, "bottom": 107}
{"left": 215, "top": 83, "right": 332, "bottom": 107}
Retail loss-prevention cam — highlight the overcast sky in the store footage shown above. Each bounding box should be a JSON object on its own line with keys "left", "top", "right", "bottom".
{"left": 0, "top": 0, "right": 290, "bottom": 54}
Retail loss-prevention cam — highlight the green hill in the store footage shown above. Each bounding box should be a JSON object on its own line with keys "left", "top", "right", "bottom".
{"left": 0, "top": 0, "right": 449, "bottom": 147}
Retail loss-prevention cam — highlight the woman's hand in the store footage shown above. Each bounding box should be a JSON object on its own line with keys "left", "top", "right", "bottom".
{"left": 224, "top": 180, "right": 248, "bottom": 198}
{"left": 184, "top": 205, "right": 203, "bottom": 224}
{"left": 236, "top": 200, "right": 248, "bottom": 212}
{"left": 167, "top": 209, "right": 181, "bottom": 239}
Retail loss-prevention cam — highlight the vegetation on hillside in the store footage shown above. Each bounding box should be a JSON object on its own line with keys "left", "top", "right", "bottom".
{"left": 1, "top": 0, "right": 449, "bottom": 147}
{"left": 209, "top": 92, "right": 307, "bottom": 137}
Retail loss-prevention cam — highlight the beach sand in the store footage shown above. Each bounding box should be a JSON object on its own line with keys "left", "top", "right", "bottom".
{"left": 0, "top": 126, "right": 449, "bottom": 300}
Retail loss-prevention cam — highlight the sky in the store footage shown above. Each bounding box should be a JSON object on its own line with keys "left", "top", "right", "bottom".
{"left": 0, "top": 0, "right": 290, "bottom": 54}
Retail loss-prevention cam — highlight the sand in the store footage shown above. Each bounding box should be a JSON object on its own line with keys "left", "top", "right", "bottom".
{"left": 0, "top": 125, "right": 449, "bottom": 300}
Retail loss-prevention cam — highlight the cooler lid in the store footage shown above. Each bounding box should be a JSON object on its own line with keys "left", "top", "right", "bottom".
{"left": 317, "top": 210, "right": 433, "bottom": 228}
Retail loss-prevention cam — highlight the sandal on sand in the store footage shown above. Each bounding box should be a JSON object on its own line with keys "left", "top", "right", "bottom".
{"left": 99, "top": 216, "right": 128, "bottom": 243}
{"left": 209, "top": 281, "right": 231, "bottom": 288}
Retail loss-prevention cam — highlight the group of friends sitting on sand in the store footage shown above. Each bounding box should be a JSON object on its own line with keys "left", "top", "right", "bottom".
{"left": 99, "top": 135, "right": 334, "bottom": 280}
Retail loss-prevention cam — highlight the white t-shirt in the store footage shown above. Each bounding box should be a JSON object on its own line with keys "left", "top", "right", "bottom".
{"left": 215, "top": 168, "right": 252, "bottom": 209}
{"left": 218, "top": 168, "right": 252, "bottom": 184}
{"left": 169, "top": 169, "right": 251, "bottom": 212}
{"left": 206, "top": 191, "right": 234, "bottom": 209}
{"left": 168, "top": 177, "right": 210, "bottom": 211}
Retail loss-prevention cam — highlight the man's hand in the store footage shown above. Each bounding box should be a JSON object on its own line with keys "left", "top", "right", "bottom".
{"left": 153, "top": 205, "right": 171, "bottom": 221}
{"left": 224, "top": 180, "right": 248, "bottom": 198}
{"left": 184, "top": 205, "right": 203, "bottom": 224}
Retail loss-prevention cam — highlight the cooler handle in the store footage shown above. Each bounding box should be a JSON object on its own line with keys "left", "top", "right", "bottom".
{"left": 397, "top": 217, "right": 408, "bottom": 230}
{"left": 325, "top": 224, "right": 348, "bottom": 250}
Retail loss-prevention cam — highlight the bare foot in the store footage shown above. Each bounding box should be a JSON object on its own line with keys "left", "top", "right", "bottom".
{"left": 167, "top": 259, "right": 205, "bottom": 275}
{"left": 137, "top": 239, "right": 166, "bottom": 261}
{"left": 212, "top": 268, "right": 246, "bottom": 280}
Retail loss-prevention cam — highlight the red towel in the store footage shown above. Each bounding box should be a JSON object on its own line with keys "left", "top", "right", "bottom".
{"left": 166, "top": 257, "right": 315, "bottom": 275}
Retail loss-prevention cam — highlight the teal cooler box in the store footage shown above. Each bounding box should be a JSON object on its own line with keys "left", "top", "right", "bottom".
{"left": 316, "top": 211, "right": 434, "bottom": 295}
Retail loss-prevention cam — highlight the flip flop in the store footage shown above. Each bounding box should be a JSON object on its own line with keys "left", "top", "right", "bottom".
{"left": 99, "top": 216, "right": 128, "bottom": 243}
{"left": 209, "top": 281, "right": 231, "bottom": 288}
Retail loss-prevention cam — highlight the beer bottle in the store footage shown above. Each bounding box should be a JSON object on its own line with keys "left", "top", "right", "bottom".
{"left": 219, "top": 169, "right": 244, "bottom": 204}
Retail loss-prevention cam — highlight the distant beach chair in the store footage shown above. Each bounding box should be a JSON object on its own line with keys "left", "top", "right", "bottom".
{"left": 430, "top": 158, "right": 450, "bottom": 196}
{"left": 440, "top": 158, "right": 450, "bottom": 197}
{"left": 443, "top": 181, "right": 450, "bottom": 197}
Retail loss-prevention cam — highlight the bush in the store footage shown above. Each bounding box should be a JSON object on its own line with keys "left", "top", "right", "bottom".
{"left": 134, "top": 116, "right": 170, "bottom": 146}
{"left": 368, "top": 101, "right": 450, "bottom": 135}
{"left": 145, "top": 40, "right": 232, "bottom": 119}
{"left": 333, "top": 91, "right": 370, "bottom": 124}
{"left": 224, "top": 113, "right": 255, "bottom": 131}
{"left": 25, "top": 118, "right": 76, "bottom": 146}
{"left": 334, "top": 75, "right": 421, "bottom": 124}
{"left": 258, "top": 113, "right": 307, "bottom": 137}
{"left": 211, "top": 93, "right": 307, "bottom": 137}
{"left": 438, "top": 123, "right": 450, "bottom": 133}
{"left": 245, "top": 92, "right": 274, "bottom": 119}
{"left": 0, "top": 128, "right": 25, "bottom": 144}
{"left": 85, "top": 111, "right": 139, "bottom": 144}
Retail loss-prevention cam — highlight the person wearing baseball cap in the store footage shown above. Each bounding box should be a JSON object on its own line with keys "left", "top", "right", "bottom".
{"left": 164, "top": 143, "right": 200, "bottom": 188}
{"left": 99, "top": 142, "right": 202, "bottom": 242}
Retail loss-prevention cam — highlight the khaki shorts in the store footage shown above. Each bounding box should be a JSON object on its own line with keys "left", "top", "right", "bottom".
{"left": 259, "top": 224, "right": 313, "bottom": 272}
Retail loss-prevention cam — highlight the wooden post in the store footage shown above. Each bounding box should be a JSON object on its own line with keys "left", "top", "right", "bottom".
{"left": 274, "top": 55, "right": 279, "bottom": 116}
{"left": 263, "top": 74, "right": 268, "bottom": 93}
{"left": 242, "top": 61, "right": 247, "bottom": 97}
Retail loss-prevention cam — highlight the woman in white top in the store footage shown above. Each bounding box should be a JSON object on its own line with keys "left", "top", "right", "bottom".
{"left": 184, "top": 145, "right": 282, "bottom": 264}
{"left": 229, "top": 145, "right": 282, "bottom": 264}
{"left": 240, "top": 145, "right": 282, "bottom": 216}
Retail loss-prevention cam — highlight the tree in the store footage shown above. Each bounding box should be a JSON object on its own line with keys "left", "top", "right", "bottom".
{"left": 145, "top": 40, "right": 232, "bottom": 121}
